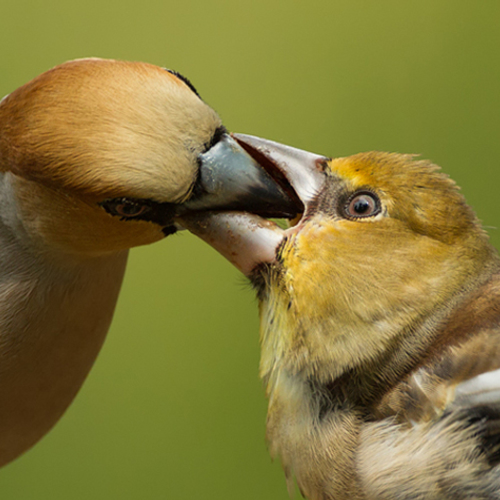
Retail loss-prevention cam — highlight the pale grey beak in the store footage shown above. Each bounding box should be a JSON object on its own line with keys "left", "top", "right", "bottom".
{"left": 179, "top": 133, "right": 301, "bottom": 219}
{"left": 177, "top": 133, "right": 330, "bottom": 276}
{"left": 232, "top": 133, "right": 327, "bottom": 206}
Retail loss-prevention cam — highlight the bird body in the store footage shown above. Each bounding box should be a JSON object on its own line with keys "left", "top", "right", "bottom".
{"left": 0, "top": 214, "right": 127, "bottom": 465}
{"left": 183, "top": 137, "right": 500, "bottom": 499}
{"left": 0, "top": 58, "right": 215, "bottom": 465}
{"left": 0, "top": 59, "right": 279, "bottom": 466}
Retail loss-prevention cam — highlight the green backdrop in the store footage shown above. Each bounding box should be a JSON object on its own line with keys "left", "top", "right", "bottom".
{"left": 1, "top": 1, "right": 499, "bottom": 499}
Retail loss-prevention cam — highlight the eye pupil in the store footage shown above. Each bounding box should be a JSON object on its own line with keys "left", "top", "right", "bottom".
{"left": 118, "top": 203, "right": 143, "bottom": 216}
{"left": 100, "top": 198, "right": 152, "bottom": 219}
{"left": 353, "top": 199, "right": 370, "bottom": 214}
{"left": 345, "top": 192, "right": 380, "bottom": 219}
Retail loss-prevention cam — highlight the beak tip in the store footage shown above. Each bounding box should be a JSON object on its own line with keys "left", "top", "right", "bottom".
{"left": 232, "top": 133, "right": 328, "bottom": 206}
{"left": 181, "top": 133, "right": 301, "bottom": 218}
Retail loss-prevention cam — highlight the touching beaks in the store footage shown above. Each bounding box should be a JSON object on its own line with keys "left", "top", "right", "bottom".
{"left": 177, "top": 133, "right": 329, "bottom": 276}
{"left": 232, "top": 133, "right": 327, "bottom": 207}
{"left": 179, "top": 133, "right": 301, "bottom": 219}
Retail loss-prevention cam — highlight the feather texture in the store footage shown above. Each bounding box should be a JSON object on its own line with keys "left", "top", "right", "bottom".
{"left": 182, "top": 138, "right": 500, "bottom": 499}
{"left": 0, "top": 58, "right": 225, "bottom": 465}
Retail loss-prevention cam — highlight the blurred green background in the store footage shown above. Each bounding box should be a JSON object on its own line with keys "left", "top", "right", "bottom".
{"left": 1, "top": 1, "right": 499, "bottom": 498}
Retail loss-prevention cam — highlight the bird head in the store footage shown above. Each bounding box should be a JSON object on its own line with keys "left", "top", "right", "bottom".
{"left": 0, "top": 59, "right": 296, "bottom": 259}
{"left": 181, "top": 135, "right": 499, "bottom": 386}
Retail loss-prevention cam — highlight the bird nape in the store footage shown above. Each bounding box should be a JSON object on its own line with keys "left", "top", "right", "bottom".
{"left": 180, "top": 135, "right": 500, "bottom": 500}
{"left": 0, "top": 60, "right": 297, "bottom": 467}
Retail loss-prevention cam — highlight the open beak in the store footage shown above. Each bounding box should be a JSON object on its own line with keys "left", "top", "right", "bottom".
{"left": 232, "top": 134, "right": 327, "bottom": 206}
{"left": 178, "top": 134, "right": 328, "bottom": 276}
{"left": 179, "top": 133, "right": 301, "bottom": 219}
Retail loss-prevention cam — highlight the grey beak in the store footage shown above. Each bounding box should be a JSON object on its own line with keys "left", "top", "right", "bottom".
{"left": 179, "top": 134, "right": 301, "bottom": 219}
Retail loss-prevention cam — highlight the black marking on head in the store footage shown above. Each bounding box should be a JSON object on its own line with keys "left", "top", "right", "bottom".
{"left": 100, "top": 197, "right": 178, "bottom": 234}
{"left": 203, "top": 125, "right": 227, "bottom": 153}
{"left": 162, "top": 225, "right": 178, "bottom": 237}
{"left": 164, "top": 68, "right": 201, "bottom": 98}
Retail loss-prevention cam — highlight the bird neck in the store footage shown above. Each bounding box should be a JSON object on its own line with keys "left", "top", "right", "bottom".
{"left": 260, "top": 238, "right": 500, "bottom": 402}
{"left": 0, "top": 173, "right": 128, "bottom": 466}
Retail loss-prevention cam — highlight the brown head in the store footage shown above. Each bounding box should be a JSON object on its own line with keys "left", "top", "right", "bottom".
{"left": 0, "top": 58, "right": 222, "bottom": 256}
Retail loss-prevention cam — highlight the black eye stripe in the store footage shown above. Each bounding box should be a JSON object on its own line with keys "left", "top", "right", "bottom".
{"left": 163, "top": 68, "right": 200, "bottom": 98}
{"left": 100, "top": 199, "right": 151, "bottom": 219}
{"left": 100, "top": 197, "right": 177, "bottom": 227}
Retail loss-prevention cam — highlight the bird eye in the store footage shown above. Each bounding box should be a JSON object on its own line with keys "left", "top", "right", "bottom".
{"left": 344, "top": 192, "right": 380, "bottom": 219}
{"left": 100, "top": 199, "right": 151, "bottom": 219}
{"left": 115, "top": 202, "right": 149, "bottom": 218}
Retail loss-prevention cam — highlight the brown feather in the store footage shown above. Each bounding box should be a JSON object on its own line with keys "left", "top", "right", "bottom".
{"left": 0, "top": 58, "right": 220, "bottom": 202}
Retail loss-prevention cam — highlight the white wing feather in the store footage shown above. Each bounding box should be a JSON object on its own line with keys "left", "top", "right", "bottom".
{"left": 452, "top": 367, "right": 500, "bottom": 408}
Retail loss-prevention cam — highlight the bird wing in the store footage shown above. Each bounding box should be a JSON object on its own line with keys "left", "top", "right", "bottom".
{"left": 359, "top": 331, "right": 500, "bottom": 499}
{"left": 453, "top": 368, "right": 500, "bottom": 408}
{"left": 375, "top": 269, "right": 500, "bottom": 424}
{"left": 404, "top": 329, "right": 500, "bottom": 417}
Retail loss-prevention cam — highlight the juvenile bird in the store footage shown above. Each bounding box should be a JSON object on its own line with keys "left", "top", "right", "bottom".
{"left": 0, "top": 59, "right": 289, "bottom": 466}
{"left": 182, "top": 135, "right": 500, "bottom": 499}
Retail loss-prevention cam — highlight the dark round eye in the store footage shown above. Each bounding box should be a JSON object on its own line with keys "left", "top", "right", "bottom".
{"left": 114, "top": 202, "right": 149, "bottom": 218}
{"left": 344, "top": 192, "right": 380, "bottom": 219}
{"left": 100, "top": 199, "right": 151, "bottom": 219}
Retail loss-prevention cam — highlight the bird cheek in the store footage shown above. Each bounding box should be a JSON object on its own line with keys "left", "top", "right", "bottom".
{"left": 10, "top": 176, "right": 164, "bottom": 256}
{"left": 287, "top": 220, "right": 338, "bottom": 272}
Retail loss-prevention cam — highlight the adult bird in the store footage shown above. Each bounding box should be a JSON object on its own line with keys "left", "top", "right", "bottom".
{"left": 182, "top": 135, "right": 500, "bottom": 499}
{"left": 0, "top": 59, "right": 294, "bottom": 466}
